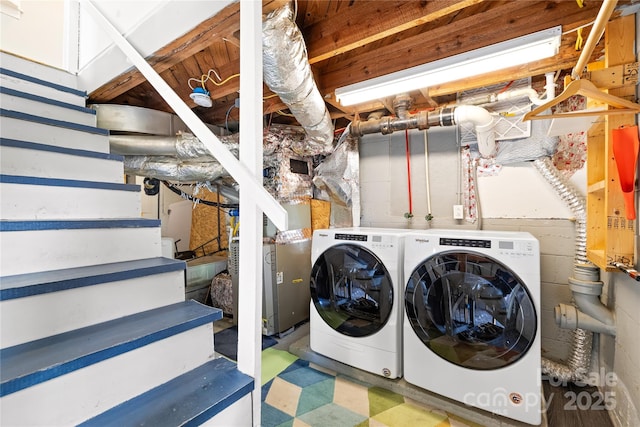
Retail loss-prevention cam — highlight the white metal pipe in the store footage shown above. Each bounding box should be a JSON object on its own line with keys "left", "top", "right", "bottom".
{"left": 544, "top": 72, "right": 556, "bottom": 102}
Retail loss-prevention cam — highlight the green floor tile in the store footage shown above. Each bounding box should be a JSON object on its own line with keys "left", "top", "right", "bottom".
{"left": 368, "top": 386, "right": 405, "bottom": 417}
{"left": 296, "top": 377, "right": 335, "bottom": 416}
{"left": 297, "top": 402, "right": 368, "bottom": 427}
{"left": 373, "top": 403, "right": 448, "bottom": 427}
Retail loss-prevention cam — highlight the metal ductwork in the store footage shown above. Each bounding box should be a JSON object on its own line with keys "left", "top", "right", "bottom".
{"left": 263, "top": 4, "right": 335, "bottom": 155}
{"left": 110, "top": 132, "right": 239, "bottom": 159}
{"left": 350, "top": 94, "right": 496, "bottom": 157}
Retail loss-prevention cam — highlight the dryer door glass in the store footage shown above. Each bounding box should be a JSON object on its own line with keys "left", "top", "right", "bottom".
{"left": 311, "top": 244, "right": 393, "bottom": 337}
{"left": 405, "top": 250, "right": 537, "bottom": 370}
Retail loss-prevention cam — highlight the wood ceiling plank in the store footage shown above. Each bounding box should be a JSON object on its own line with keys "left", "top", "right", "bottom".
{"left": 180, "top": 57, "right": 207, "bottom": 90}
{"left": 305, "top": 0, "right": 485, "bottom": 64}
{"left": 209, "top": 40, "right": 233, "bottom": 69}
{"left": 89, "top": 0, "right": 284, "bottom": 103}
{"left": 192, "top": 48, "right": 217, "bottom": 80}
{"left": 316, "top": 0, "right": 603, "bottom": 94}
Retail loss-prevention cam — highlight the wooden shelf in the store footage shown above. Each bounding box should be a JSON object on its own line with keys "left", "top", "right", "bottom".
{"left": 585, "top": 16, "right": 636, "bottom": 272}
{"left": 587, "top": 180, "right": 606, "bottom": 193}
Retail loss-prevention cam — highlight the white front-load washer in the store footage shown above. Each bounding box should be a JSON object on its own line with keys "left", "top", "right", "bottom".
{"left": 403, "top": 229, "right": 541, "bottom": 425}
{"left": 310, "top": 227, "right": 406, "bottom": 378}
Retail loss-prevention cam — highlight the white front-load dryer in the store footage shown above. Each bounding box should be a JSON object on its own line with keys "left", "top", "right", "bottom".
{"left": 310, "top": 227, "right": 406, "bottom": 378}
{"left": 403, "top": 229, "right": 541, "bottom": 425}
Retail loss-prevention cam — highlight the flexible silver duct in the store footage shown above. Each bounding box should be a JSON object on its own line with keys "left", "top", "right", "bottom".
{"left": 123, "top": 156, "right": 228, "bottom": 182}
{"left": 533, "top": 157, "right": 593, "bottom": 382}
{"left": 263, "top": 4, "right": 335, "bottom": 155}
{"left": 541, "top": 329, "right": 593, "bottom": 382}
{"left": 533, "top": 157, "right": 587, "bottom": 262}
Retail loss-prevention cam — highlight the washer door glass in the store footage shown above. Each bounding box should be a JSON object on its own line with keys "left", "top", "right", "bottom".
{"left": 311, "top": 244, "right": 393, "bottom": 337}
{"left": 405, "top": 250, "right": 537, "bottom": 370}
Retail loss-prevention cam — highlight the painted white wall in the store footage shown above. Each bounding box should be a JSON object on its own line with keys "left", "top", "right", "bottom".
{"left": 359, "top": 127, "right": 583, "bottom": 229}
{"left": 1, "top": 0, "right": 67, "bottom": 69}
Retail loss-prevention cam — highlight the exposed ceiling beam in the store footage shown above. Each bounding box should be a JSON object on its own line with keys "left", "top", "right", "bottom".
{"left": 317, "top": 0, "right": 604, "bottom": 94}
{"left": 304, "top": 0, "right": 485, "bottom": 65}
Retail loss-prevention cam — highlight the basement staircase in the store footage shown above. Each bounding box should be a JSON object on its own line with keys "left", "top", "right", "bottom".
{"left": 0, "top": 53, "right": 253, "bottom": 426}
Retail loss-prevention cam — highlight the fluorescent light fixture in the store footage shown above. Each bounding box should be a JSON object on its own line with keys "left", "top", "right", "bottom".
{"left": 335, "top": 26, "right": 562, "bottom": 106}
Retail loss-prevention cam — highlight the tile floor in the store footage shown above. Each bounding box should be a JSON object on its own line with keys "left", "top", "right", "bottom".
{"left": 261, "top": 353, "right": 481, "bottom": 427}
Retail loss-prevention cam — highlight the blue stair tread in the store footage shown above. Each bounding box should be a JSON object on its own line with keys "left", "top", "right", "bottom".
{"left": 0, "top": 174, "right": 139, "bottom": 191}
{"left": 0, "top": 109, "right": 108, "bottom": 136}
{"left": 0, "top": 86, "right": 95, "bottom": 115}
{"left": 0, "top": 301, "right": 223, "bottom": 397}
{"left": 0, "top": 218, "right": 161, "bottom": 232}
{"left": 0, "top": 138, "right": 123, "bottom": 161}
{"left": 0, "top": 257, "right": 186, "bottom": 301}
{"left": 0, "top": 67, "right": 86, "bottom": 97}
{"left": 79, "top": 358, "right": 253, "bottom": 427}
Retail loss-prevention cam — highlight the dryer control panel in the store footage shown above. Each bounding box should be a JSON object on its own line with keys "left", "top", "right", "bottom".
{"left": 439, "top": 237, "right": 536, "bottom": 258}
{"left": 335, "top": 233, "right": 368, "bottom": 241}
{"left": 440, "top": 238, "right": 491, "bottom": 248}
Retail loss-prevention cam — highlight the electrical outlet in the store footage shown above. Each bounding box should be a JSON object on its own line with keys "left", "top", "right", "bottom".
{"left": 453, "top": 204, "right": 464, "bottom": 219}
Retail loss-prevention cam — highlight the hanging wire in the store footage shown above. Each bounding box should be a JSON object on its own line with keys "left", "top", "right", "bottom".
{"left": 187, "top": 68, "right": 239, "bottom": 90}
{"left": 225, "top": 104, "right": 236, "bottom": 132}
{"left": 162, "top": 181, "right": 239, "bottom": 209}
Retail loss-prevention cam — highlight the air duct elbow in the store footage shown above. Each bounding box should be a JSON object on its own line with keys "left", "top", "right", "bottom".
{"left": 453, "top": 105, "right": 496, "bottom": 157}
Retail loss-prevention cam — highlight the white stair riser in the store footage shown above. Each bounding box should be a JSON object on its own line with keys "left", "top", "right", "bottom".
{"left": 0, "top": 324, "right": 215, "bottom": 427}
{"left": 1, "top": 74, "right": 87, "bottom": 107}
{"left": 0, "top": 183, "right": 141, "bottom": 220}
{"left": 0, "top": 146, "right": 124, "bottom": 183}
{"left": 200, "top": 393, "right": 253, "bottom": 427}
{"left": 0, "top": 93, "right": 95, "bottom": 127}
{"left": 0, "top": 116, "right": 110, "bottom": 153}
{"left": 1, "top": 271, "right": 186, "bottom": 348}
{"left": 1, "top": 53, "right": 80, "bottom": 90}
{"left": 1, "top": 227, "right": 162, "bottom": 276}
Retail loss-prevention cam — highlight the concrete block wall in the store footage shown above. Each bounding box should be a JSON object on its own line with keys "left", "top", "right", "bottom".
{"left": 359, "top": 129, "right": 579, "bottom": 361}
{"left": 605, "top": 272, "right": 640, "bottom": 426}
{"left": 359, "top": 126, "right": 640, "bottom": 425}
